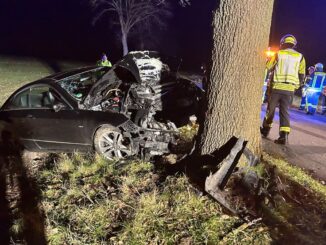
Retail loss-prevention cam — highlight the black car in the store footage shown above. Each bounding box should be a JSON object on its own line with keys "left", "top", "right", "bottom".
{"left": 0, "top": 51, "right": 202, "bottom": 159}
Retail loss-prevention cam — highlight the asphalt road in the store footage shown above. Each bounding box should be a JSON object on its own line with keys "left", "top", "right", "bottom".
{"left": 261, "top": 104, "right": 326, "bottom": 181}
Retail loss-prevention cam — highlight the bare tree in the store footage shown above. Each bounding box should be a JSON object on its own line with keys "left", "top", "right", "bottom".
{"left": 178, "top": 0, "right": 190, "bottom": 7}
{"left": 133, "top": 5, "right": 172, "bottom": 50}
{"left": 91, "top": 0, "right": 171, "bottom": 55}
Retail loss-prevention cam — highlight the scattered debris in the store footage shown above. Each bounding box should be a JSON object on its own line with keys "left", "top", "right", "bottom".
{"left": 243, "top": 147, "right": 259, "bottom": 167}
{"left": 205, "top": 137, "right": 247, "bottom": 214}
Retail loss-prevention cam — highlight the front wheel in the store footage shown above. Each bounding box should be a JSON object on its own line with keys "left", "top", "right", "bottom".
{"left": 94, "top": 126, "right": 134, "bottom": 160}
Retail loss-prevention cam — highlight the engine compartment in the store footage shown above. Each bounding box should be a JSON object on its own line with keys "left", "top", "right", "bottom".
{"left": 84, "top": 51, "right": 203, "bottom": 158}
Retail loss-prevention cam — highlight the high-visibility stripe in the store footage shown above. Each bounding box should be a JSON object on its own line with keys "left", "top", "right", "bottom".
{"left": 279, "top": 58, "right": 284, "bottom": 75}
{"left": 307, "top": 103, "right": 317, "bottom": 108}
{"left": 273, "top": 74, "right": 300, "bottom": 79}
{"left": 294, "top": 61, "right": 299, "bottom": 74}
{"left": 280, "top": 126, "right": 291, "bottom": 133}
{"left": 279, "top": 50, "right": 302, "bottom": 57}
{"left": 307, "top": 88, "right": 322, "bottom": 92}
{"left": 273, "top": 75, "right": 300, "bottom": 83}
{"left": 272, "top": 83, "right": 296, "bottom": 91}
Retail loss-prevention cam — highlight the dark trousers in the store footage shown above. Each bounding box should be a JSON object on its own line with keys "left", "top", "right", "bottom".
{"left": 321, "top": 95, "right": 326, "bottom": 114}
{"left": 299, "top": 95, "right": 306, "bottom": 109}
{"left": 263, "top": 90, "right": 293, "bottom": 134}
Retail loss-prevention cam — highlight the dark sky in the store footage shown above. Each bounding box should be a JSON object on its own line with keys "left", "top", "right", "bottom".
{"left": 0, "top": 0, "right": 216, "bottom": 68}
{"left": 271, "top": 0, "right": 326, "bottom": 66}
{"left": 0, "top": 0, "right": 324, "bottom": 69}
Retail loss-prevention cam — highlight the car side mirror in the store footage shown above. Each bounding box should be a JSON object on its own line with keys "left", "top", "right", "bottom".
{"left": 53, "top": 102, "right": 66, "bottom": 112}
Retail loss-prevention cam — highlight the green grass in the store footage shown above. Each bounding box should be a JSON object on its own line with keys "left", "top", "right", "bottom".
{"left": 16, "top": 150, "right": 326, "bottom": 244}
{"left": 0, "top": 56, "right": 87, "bottom": 105}
{"left": 263, "top": 153, "right": 326, "bottom": 201}
{"left": 35, "top": 153, "right": 272, "bottom": 244}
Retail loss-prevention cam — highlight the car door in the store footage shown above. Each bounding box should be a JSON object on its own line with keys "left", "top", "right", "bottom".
{"left": 0, "top": 88, "right": 39, "bottom": 150}
{"left": 2, "top": 85, "right": 89, "bottom": 151}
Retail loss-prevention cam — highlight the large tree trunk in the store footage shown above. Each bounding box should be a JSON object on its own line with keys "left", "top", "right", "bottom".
{"left": 121, "top": 31, "right": 129, "bottom": 56}
{"left": 198, "top": 0, "right": 274, "bottom": 156}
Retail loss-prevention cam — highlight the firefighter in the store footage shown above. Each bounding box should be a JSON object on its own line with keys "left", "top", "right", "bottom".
{"left": 261, "top": 34, "right": 306, "bottom": 144}
{"left": 299, "top": 66, "right": 315, "bottom": 110}
{"left": 302, "top": 63, "right": 326, "bottom": 115}
{"left": 97, "top": 53, "right": 112, "bottom": 67}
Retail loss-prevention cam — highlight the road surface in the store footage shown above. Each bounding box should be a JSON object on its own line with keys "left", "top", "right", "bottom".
{"left": 261, "top": 104, "right": 326, "bottom": 181}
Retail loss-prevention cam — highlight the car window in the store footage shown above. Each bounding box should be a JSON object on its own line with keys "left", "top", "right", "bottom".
{"left": 8, "top": 86, "right": 63, "bottom": 109}
{"left": 57, "top": 70, "right": 104, "bottom": 101}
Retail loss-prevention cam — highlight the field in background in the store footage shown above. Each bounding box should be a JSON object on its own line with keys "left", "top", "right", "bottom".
{"left": 0, "top": 56, "right": 88, "bottom": 105}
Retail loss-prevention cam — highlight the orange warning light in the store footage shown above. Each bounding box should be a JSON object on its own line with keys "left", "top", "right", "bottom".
{"left": 266, "top": 50, "right": 275, "bottom": 57}
{"left": 265, "top": 47, "right": 277, "bottom": 58}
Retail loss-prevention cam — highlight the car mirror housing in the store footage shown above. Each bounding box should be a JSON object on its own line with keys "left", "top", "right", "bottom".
{"left": 53, "top": 103, "right": 66, "bottom": 112}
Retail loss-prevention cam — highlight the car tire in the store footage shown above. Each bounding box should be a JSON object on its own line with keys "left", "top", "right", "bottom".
{"left": 94, "top": 125, "right": 133, "bottom": 160}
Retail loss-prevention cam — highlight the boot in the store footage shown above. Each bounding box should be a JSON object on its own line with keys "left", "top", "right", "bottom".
{"left": 274, "top": 132, "right": 289, "bottom": 145}
{"left": 260, "top": 127, "right": 270, "bottom": 138}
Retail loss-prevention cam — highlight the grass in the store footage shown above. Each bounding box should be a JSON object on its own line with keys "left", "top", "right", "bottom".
{"left": 263, "top": 153, "right": 326, "bottom": 201}
{"left": 33, "top": 153, "right": 272, "bottom": 244}
{"left": 256, "top": 153, "right": 326, "bottom": 244}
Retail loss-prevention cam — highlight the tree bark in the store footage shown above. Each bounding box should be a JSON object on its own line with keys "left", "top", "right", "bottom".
{"left": 121, "top": 31, "right": 129, "bottom": 56}
{"left": 198, "top": 0, "right": 274, "bottom": 156}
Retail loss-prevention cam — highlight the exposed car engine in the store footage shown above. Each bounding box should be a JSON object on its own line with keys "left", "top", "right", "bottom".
{"left": 83, "top": 51, "right": 202, "bottom": 158}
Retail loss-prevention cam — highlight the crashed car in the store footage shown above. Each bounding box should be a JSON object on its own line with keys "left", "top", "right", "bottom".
{"left": 0, "top": 51, "right": 202, "bottom": 159}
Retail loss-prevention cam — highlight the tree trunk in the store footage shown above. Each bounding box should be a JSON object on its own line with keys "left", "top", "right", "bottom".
{"left": 198, "top": 0, "right": 274, "bottom": 156}
{"left": 121, "top": 32, "right": 129, "bottom": 56}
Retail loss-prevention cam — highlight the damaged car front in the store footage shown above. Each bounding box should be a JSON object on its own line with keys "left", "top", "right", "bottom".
{"left": 0, "top": 51, "right": 202, "bottom": 160}
{"left": 79, "top": 51, "right": 202, "bottom": 159}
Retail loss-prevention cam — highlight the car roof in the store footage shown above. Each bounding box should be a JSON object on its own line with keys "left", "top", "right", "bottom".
{"left": 7, "top": 66, "right": 107, "bottom": 93}
{"left": 46, "top": 66, "right": 108, "bottom": 81}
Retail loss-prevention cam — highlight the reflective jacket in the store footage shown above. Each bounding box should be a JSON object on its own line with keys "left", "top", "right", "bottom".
{"left": 266, "top": 48, "right": 306, "bottom": 92}
{"left": 305, "top": 71, "right": 326, "bottom": 92}
{"left": 97, "top": 59, "right": 112, "bottom": 68}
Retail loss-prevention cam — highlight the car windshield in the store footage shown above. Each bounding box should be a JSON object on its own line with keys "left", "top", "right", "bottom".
{"left": 57, "top": 69, "right": 107, "bottom": 101}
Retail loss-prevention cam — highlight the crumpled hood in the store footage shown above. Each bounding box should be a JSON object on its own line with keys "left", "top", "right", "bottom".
{"left": 83, "top": 51, "right": 180, "bottom": 108}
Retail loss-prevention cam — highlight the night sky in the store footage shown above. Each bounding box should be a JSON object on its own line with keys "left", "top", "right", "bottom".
{"left": 271, "top": 0, "right": 326, "bottom": 66}
{"left": 0, "top": 0, "right": 325, "bottom": 69}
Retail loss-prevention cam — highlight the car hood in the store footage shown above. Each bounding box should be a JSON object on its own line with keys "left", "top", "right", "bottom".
{"left": 83, "top": 51, "right": 181, "bottom": 108}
